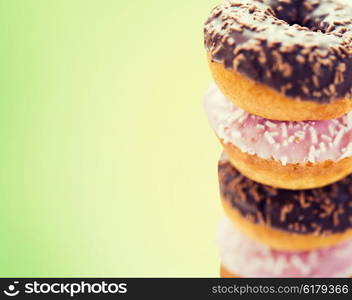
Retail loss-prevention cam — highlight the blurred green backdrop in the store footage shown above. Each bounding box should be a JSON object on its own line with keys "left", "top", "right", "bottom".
{"left": 0, "top": 0, "right": 222, "bottom": 276}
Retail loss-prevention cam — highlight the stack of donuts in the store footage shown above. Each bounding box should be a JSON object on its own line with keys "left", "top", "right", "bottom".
{"left": 203, "top": 0, "right": 352, "bottom": 277}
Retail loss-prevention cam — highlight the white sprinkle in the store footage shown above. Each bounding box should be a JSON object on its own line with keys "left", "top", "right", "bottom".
{"left": 321, "top": 134, "right": 332, "bottom": 142}
{"left": 274, "top": 143, "right": 280, "bottom": 150}
{"left": 308, "top": 145, "right": 316, "bottom": 162}
{"left": 341, "top": 125, "right": 349, "bottom": 132}
{"left": 288, "top": 122, "right": 294, "bottom": 129}
{"left": 218, "top": 124, "right": 227, "bottom": 134}
{"left": 265, "top": 121, "right": 276, "bottom": 128}
{"left": 308, "top": 251, "right": 318, "bottom": 264}
{"left": 238, "top": 115, "right": 246, "bottom": 124}
{"left": 319, "top": 142, "right": 326, "bottom": 153}
{"left": 341, "top": 116, "right": 348, "bottom": 127}
{"left": 292, "top": 255, "right": 310, "bottom": 275}
{"left": 346, "top": 113, "right": 352, "bottom": 128}
{"left": 256, "top": 124, "right": 265, "bottom": 130}
{"left": 328, "top": 125, "right": 335, "bottom": 136}
{"left": 272, "top": 255, "right": 287, "bottom": 275}
{"left": 309, "top": 127, "right": 318, "bottom": 144}
{"left": 271, "top": 132, "right": 279, "bottom": 137}
{"left": 281, "top": 156, "right": 288, "bottom": 166}
{"left": 342, "top": 142, "right": 352, "bottom": 158}
{"left": 229, "top": 109, "right": 244, "bottom": 121}
{"left": 247, "top": 148, "right": 255, "bottom": 155}
{"left": 308, "top": 155, "right": 315, "bottom": 163}
{"left": 294, "top": 124, "right": 301, "bottom": 129}
{"left": 240, "top": 145, "right": 248, "bottom": 153}
{"left": 231, "top": 129, "right": 241, "bottom": 139}
{"left": 283, "top": 140, "right": 288, "bottom": 147}
{"left": 264, "top": 131, "right": 275, "bottom": 145}
{"left": 295, "top": 130, "right": 306, "bottom": 139}
{"left": 333, "top": 128, "right": 345, "bottom": 146}
{"left": 288, "top": 136, "right": 295, "bottom": 144}
{"left": 281, "top": 123, "right": 288, "bottom": 138}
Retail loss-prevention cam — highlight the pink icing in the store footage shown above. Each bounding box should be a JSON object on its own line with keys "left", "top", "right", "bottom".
{"left": 217, "top": 217, "right": 352, "bottom": 278}
{"left": 204, "top": 84, "right": 352, "bottom": 165}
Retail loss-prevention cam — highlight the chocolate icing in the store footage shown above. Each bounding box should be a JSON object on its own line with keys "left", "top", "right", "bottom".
{"left": 218, "top": 158, "right": 352, "bottom": 235}
{"left": 204, "top": 0, "right": 352, "bottom": 103}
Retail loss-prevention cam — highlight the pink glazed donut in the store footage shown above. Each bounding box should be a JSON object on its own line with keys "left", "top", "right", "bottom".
{"left": 217, "top": 217, "right": 352, "bottom": 278}
{"left": 204, "top": 83, "right": 352, "bottom": 189}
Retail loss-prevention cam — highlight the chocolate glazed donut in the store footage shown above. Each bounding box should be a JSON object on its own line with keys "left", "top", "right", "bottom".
{"left": 218, "top": 157, "right": 352, "bottom": 251}
{"left": 219, "top": 159, "right": 352, "bottom": 235}
{"left": 204, "top": 0, "right": 352, "bottom": 120}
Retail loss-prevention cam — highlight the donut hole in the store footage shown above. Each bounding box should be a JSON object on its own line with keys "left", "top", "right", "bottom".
{"left": 270, "top": 1, "right": 330, "bottom": 34}
{"left": 269, "top": 1, "right": 300, "bottom": 26}
{"left": 301, "top": 12, "right": 330, "bottom": 34}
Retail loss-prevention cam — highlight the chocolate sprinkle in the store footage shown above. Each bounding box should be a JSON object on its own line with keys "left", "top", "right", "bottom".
{"left": 204, "top": 0, "right": 352, "bottom": 103}
{"left": 218, "top": 157, "right": 352, "bottom": 235}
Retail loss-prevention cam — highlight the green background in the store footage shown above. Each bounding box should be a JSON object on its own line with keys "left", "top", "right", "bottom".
{"left": 0, "top": 0, "right": 222, "bottom": 276}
